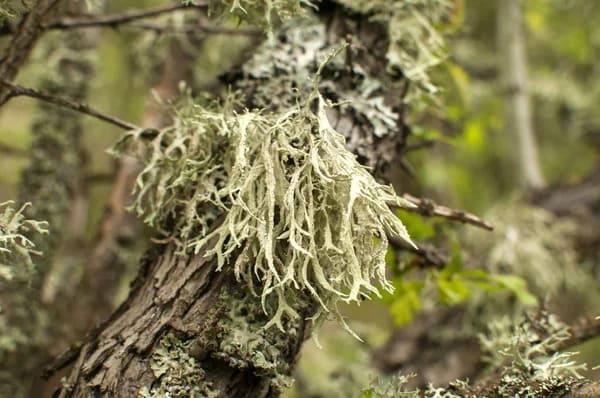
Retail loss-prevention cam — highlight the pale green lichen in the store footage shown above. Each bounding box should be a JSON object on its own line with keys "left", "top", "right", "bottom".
{"left": 0, "top": 0, "right": 32, "bottom": 23}
{"left": 214, "top": 287, "right": 297, "bottom": 390}
{"left": 338, "top": 0, "right": 452, "bottom": 97}
{"left": 363, "top": 312, "right": 590, "bottom": 398}
{"left": 236, "top": 18, "right": 410, "bottom": 174}
{"left": 0, "top": 201, "right": 48, "bottom": 282}
{"left": 479, "top": 312, "right": 586, "bottom": 381}
{"left": 113, "top": 79, "right": 415, "bottom": 328}
{"left": 185, "top": 0, "right": 311, "bottom": 31}
{"left": 139, "top": 333, "right": 219, "bottom": 398}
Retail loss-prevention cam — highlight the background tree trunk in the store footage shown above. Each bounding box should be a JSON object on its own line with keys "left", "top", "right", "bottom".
{"left": 497, "top": 0, "right": 546, "bottom": 190}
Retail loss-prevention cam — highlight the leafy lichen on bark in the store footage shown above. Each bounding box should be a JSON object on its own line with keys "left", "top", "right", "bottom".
{"left": 139, "top": 333, "right": 219, "bottom": 398}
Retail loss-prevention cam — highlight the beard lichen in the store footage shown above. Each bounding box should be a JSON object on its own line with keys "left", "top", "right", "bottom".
{"left": 234, "top": 18, "right": 416, "bottom": 174}
{"left": 113, "top": 85, "right": 415, "bottom": 329}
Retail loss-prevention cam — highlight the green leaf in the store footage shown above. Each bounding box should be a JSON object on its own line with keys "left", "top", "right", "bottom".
{"left": 489, "top": 274, "right": 538, "bottom": 306}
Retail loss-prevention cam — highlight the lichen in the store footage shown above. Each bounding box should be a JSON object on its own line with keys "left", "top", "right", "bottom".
{"left": 462, "top": 199, "right": 588, "bottom": 297}
{"left": 0, "top": 201, "right": 48, "bottom": 282}
{"left": 139, "top": 333, "right": 220, "bottom": 398}
{"left": 479, "top": 311, "right": 586, "bottom": 382}
{"left": 363, "top": 311, "right": 591, "bottom": 398}
{"left": 337, "top": 0, "right": 452, "bottom": 97}
{"left": 214, "top": 286, "right": 299, "bottom": 390}
{"left": 0, "top": 0, "right": 32, "bottom": 24}
{"left": 112, "top": 75, "right": 415, "bottom": 328}
{"left": 235, "top": 18, "right": 409, "bottom": 173}
{"left": 185, "top": 0, "right": 310, "bottom": 32}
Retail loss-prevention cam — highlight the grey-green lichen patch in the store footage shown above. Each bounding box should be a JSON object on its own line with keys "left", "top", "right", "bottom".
{"left": 236, "top": 19, "right": 407, "bottom": 172}
{"left": 337, "top": 0, "right": 452, "bottom": 97}
{"left": 112, "top": 82, "right": 415, "bottom": 328}
{"left": 0, "top": 201, "right": 48, "bottom": 282}
{"left": 363, "top": 311, "right": 589, "bottom": 398}
{"left": 185, "top": 0, "right": 310, "bottom": 32}
{"left": 479, "top": 312, "right": 585, "bottom": 382}
{"left": 213, "top": 287, "right": 299, "bottom": 390}
{"left": 139, "top": 333, "right": 220, "bottom": 398}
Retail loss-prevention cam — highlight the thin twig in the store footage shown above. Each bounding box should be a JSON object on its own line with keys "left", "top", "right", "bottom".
{"left": 0, "top": 142, "right": 27, "bottom": 157}
{"left": 129, "top": 21, "right": 262, "bottom": 36}
{"left": 399, "top": 193, "right": 494, "bottom": 231}
{"left": 44, "top": 2, "right": 207, "bottom": 30}
{"left": 1, "top": 79, "right": 141, "bottom": 131}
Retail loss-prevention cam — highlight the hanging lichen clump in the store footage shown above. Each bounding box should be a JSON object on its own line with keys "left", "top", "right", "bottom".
{"left": 113, "top": 82, "right": 415, "bottom": 328}
{"left": 338, "top": 0, "right": 452, "bottom": 97}
{"left": 185, "top": 0, "right": 309, "bottom": 31}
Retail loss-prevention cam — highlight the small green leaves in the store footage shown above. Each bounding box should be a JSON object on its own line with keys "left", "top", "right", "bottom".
{"left": 385, "top": 279, "right": 424, "bottom": 326}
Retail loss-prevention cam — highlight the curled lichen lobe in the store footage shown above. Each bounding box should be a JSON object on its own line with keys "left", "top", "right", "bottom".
{"left": 114, "top": 90, "right": 414, "bottom": 327}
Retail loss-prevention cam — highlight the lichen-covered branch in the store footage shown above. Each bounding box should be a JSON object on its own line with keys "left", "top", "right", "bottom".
{"left": 0, "top": 0, "right": 64, "bottom": 105}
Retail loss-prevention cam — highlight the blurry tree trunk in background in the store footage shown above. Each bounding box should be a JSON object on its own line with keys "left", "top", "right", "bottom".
{"left": 497, "top": 0, "right": 546, "bottom": 190}
{"left": 66, "top": 34, "right": 201, "bottom": 343}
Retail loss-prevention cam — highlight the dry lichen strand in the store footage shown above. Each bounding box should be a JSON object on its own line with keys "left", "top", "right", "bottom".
{"left": 113, "top": 88, "right": 415, "bottom": 329}
{"left": 183, "top": 0, "right": 309, "bottom": 31}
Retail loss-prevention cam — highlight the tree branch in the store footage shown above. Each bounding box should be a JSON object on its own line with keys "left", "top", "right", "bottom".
{"left": 0, "top": 142, "right": 27, "bottom": 157}
{"left": 400, "top": 193, "right": 494, "bottom": 230}
{"left": 127, "top": 21, "right": 262, "bottom": 36}
{"left": 44, "top": 2, "right": 208, "bottom": 30}
{"left": 0, "top": 80, "right": 141, "bottom": 131}
{"left": 0, "top": 0, "right": 65, "bottom": 105}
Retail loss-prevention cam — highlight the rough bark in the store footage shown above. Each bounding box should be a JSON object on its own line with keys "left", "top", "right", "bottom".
{"left": 58, "top": 243, "right": 314, "bottom": 397}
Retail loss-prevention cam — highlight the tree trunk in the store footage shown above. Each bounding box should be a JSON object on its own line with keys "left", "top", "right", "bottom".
{"left": 497, "top": 0, "right": 546, "bottom": 190}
